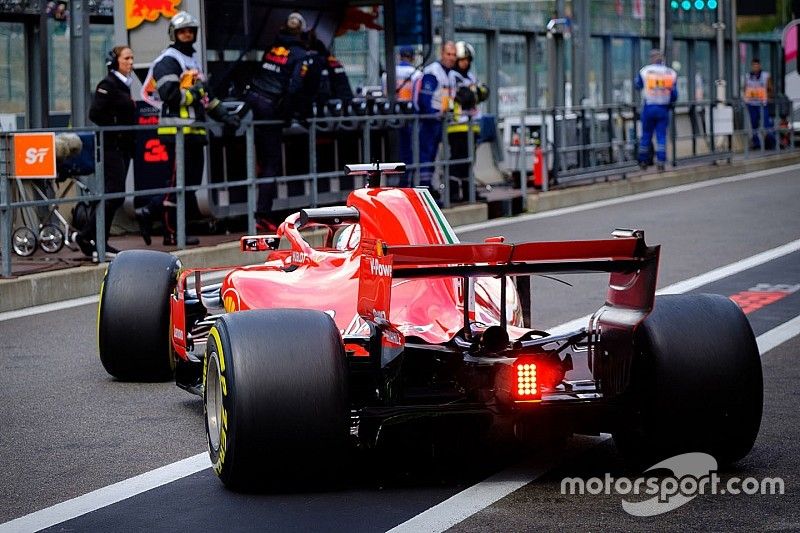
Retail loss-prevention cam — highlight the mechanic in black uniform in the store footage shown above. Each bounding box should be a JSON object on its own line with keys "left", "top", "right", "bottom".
{"left": 135, "top": 10, "right": 240, "bottom": 246}
{"left": 76, "top": 45, "right": 137, "bottom": 260}
{"left": 310, "top": 32, "right": 354, "bottom": 108}
{"left": 244, "top": 12, "right": 319, "bottom": 231}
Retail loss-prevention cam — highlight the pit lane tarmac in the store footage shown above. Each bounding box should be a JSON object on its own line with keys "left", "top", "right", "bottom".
{"left": 3, "top": 167, "right": 800, "bottom": 532}
{"left": 3, "top": 247, "right": 798, "bottom": 533}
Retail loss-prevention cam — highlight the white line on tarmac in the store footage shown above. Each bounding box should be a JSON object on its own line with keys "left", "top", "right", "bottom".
{"left": 0, "top": 453, "right": 212, "bottom": 533}
{"left": 455, "top": 163, "right": 800, "bottom": 234}
{"left": 0, "top": 295, "right": 98, "bottom": 323}
{"left": 387, "top": 435, "right": 614, "bottom": 533}
{"left": 757, "top": 314, "right": 800, "bottom": 355}
{"left": 384, "top": 318, "right": 800, "bottom": 533}
{"left": 0, "top": 271, "right": 230, "bottom": 323}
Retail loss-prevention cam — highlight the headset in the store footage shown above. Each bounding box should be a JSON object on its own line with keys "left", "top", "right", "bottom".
{"left": 106, "top": 49, "right": 118, "bottom": 72}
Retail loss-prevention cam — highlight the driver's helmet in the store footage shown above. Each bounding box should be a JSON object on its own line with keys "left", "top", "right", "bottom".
{"left": 334, "top": 224, "right": 361, "bottom": 251}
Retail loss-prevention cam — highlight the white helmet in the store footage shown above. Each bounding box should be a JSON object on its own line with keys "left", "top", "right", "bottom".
{"left": 455, "top": 41, "right": 475, "bottom": 61}
{"left": 168, "top": 11, "right": 199, "bottom": 43}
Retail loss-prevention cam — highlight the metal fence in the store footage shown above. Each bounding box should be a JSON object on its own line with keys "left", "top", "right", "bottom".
{"left": 1, "top": 98, "right": 797, "bottom": 277}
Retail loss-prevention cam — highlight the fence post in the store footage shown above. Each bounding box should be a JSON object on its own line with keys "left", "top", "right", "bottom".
{"left": 540, "top": 108, "right": 550, "bottom": 192}
{"left": 709, "top": 104, "right": 716, "bottom": 156}
{"left": 309, "top": 119, "right": 318, "bottom": 208}
{"left": 362, "top": 118, "right": 371, "bottom": 166}
{"left": 670, "top": 106, "right": 677, "bottom": 167}
{"left": 245, "top": 120, "right": 256, "bottom": 235}
{"left": 606, "top": 106, "right": 613, "bottom": 166}
{"left": 467, "top": 117, "right": 475, "bottom": 203}
{"left": 442, "top": 113, "right": 450, "bottom": 208}
{"left": 744, "top": 102, "right": 751, "bottom": 158}
{"left": 175, "top": 129, "right": 186, "bottom": 248}
{"left": 412, "top": 115, "right": 420, "bottom": 187}
{"left": 519, "top": 112, "right": 527, "bottom": 208}
{"left": 94, "top": 129, "right": 107, "bottom": 262}
{"left": 1, "top": 135, "right": 10, "bottom": 278}
{"left": 518, "top": 110, "right": 527, "bottom": 196}
{"left": 550, "top": 107, "right": 559, "bottom": 183}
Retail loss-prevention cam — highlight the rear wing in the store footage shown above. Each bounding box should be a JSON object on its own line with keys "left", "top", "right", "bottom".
{"left": 357, "top": 229, "right": 660, "bottom": 331}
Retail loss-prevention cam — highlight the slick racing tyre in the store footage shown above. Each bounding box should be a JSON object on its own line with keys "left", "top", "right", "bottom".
{"left": 204, "top": 309, "right": 350, "bottom": 490}
{"left": 98, "top": 250, "right": 181, "bottom": 381}
{"left": 615, "top": 294, "right": 763, "bottom": 466}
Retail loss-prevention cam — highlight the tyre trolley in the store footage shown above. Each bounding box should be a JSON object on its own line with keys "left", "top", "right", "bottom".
{"left": 2, "top": 132, "right": 95, "bottom": 257}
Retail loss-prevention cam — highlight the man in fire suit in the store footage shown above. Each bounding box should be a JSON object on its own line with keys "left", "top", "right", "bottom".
{"left": 447, "top": 40, "right": 488, "bottom": 201}
{"left": 135, "top": 10, "right": 240, "bottom": 246}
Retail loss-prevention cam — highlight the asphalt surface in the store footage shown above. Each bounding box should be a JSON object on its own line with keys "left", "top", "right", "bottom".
{"left": 1, "top": 166, "right": 799, "bottom": 531}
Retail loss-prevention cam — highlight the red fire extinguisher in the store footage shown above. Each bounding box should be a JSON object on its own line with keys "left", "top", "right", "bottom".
{"left": 532, "top": 139, "right": 546, "bottom": 189}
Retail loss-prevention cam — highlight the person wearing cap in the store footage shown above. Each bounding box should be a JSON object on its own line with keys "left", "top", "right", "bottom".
{"left": 244, "top": 11, "right": 321, "bottom": 231}
{"left": 381, "top": 46, "right": 421, "bottom": 176}
{"left": 634, "top": 49, "right": 677, "bottom": 171}
{"left": 415, "top": 41, "right": 457, "bottom": 195}
{"left": 743, "top": 58, "right": 775, "bottom": 150}
{"left": 136, "top": 10, "right": 240, "bottom": 246}
{"left": 447, "top": 41, "right": 488, "bottom": 201}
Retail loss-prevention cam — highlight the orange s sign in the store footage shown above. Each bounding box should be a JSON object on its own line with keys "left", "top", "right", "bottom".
{"left": 13, "top": 132, "right": 56, "bottom": 179}
{"left": 125, "top": 0, "right": 182, "bottom": 30}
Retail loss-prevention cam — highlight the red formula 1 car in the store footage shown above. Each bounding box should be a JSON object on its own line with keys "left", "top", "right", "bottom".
{"left": 98, "top": 163, "right": 762, "bottom": 489}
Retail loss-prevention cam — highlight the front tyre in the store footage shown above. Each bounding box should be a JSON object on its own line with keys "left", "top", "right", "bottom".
{"left": 98, "top": 250, "right": 180, "bottom": 381}
{"left": 615, "top": 294, "right": 763, "bottom": 466}
{"left": 204, "top": 309, "right": 350, "bottom": 490}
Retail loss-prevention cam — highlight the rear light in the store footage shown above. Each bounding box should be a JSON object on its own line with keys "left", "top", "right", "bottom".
{"left": 495, "top": 355, "right": 561, "bottom": 405}
{"left": 514, "top": 361, "right": 540, "bottom": 400}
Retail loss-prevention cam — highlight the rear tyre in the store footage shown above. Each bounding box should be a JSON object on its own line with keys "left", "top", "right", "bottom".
{"left": 98, "top": 250, "right": 180, "bottom": 381}
{"left": 614, "top": 294, "right": 763, "bottom": 466}
{"left": 204, "top": 309, "right": 350, "bottom": 490}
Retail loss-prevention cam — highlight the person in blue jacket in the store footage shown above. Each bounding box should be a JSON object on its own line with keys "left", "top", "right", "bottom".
{"left": 635, "top": 49, "right": 677, "bottom": 171}
{"left": 415, "top": 41, "right": 456, "bottom": 194}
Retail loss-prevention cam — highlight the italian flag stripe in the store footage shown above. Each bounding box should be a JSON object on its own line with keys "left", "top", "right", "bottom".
{"left": 416, "top": 189, "right": 458, "bottom": 244}
{"left": 418, "top": 189, "right": 458, "bottom": 244}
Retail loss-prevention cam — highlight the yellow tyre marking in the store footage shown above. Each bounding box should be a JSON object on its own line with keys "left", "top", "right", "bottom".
{"left": 207, "top": 326, "right": 229, "bottom": 475}
{"left": 96, "top": 267, "right": 109, "bottom": 357}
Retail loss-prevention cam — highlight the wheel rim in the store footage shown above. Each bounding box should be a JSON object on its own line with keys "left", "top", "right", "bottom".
{"left": 12, "top": 228, "right": 37, "bottom": 257}
{"left": 39, "top": 224, "right": 64, "bottom": 253}
{"left": 205, "top": 351, "right": 224, "bottom": 452}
